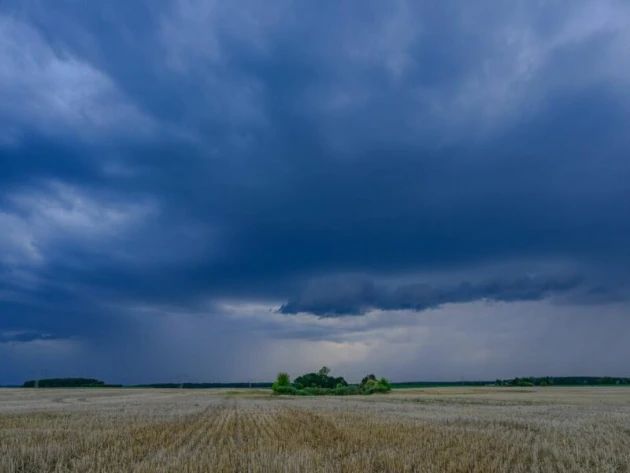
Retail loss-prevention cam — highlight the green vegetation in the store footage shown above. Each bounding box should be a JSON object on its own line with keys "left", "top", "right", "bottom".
{"left": 271, "top": 367, "right": 391, "bottom": 396}
{"left": 494, "top": 376, "right": 630, "bottom": 387}
{"left": 18, "top": 375, "right": 629, "bottom": 391}
{"left": 22, "top": 378, "right": 122, "bottom": 388}
{"left": 294, "top": 366, "right": 348, "bottom": 390}
{"left": 392, "top": 377, "right": 630, "bottom": 389}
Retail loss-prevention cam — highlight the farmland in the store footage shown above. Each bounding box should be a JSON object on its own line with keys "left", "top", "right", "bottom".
{"left": 1, "top": 387, "right": 629, "bottom": 472}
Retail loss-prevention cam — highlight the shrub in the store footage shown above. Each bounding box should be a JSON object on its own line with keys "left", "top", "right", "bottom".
{"left": 271, "top": 369, "right": 391, "bottom": 396}
{"left": 365, "top": 379, "right": 378, "bottom": 388}
{"left": 332, "top": 386, "right": 361, "bottom": 396}
{"left": 365, "top": 384, "right": 390, "bottom": 395}
{"left": 515, "top": 381, "right": 534, "bottom": 387}
{"left": 361, "top": 374, "right": 377, "bottom": 386}
{"left": 276, "top": 372, "right": 291, "bottom": 386}
{"left": 272, "top": 372, "right": 292, "bottom": 393}
{"left": 301, "top": 387, "right": 332, "bottom": 396}
{"left": 272, "top": 385, "right": 297, "bottom": 395}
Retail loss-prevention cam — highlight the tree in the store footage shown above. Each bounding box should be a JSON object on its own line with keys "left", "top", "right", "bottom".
{"left": 295, "top": 373, "right": 322, "bottom": 388}
{"left": 272, "top": 372, "right": 291, "bottom": 393}
{"left": 361, "top": 374, "right": 377, "bottom": 386}
{"left": 276, "top": 372, "right": 290, "bottom": 386}
{"left": 294, "top": 368, "right": 347, "bottom": 389}
{"left": 318, "top": 366, "right": 331, "bottom": 378}
{"left": 333, "top": 376, "right": 348, "bottom": 388}
{"left": 22, "top": 378, "right": 107, "bottom": 388}
{"left": 273, "top": 367, "right": 391, "bottom": 396}
{"left": 378, "top": 378, "right": 391, "bottom": 390}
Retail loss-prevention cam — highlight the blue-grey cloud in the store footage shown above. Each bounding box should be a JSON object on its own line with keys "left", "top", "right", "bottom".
{"left": 279, "top": 275, "right": 584, "bottom": 316}
{"left": 1, "top": 0, "right": 630, "bottom": 383}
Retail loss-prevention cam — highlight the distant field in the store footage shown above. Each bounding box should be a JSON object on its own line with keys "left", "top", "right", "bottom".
{"left": 1, "top": 387, "right": 629, "bottom": 472}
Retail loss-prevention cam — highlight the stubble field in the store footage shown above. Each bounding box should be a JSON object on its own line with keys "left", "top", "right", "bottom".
{"left": 1, "top": 387, "right": 629, "bottom": 472}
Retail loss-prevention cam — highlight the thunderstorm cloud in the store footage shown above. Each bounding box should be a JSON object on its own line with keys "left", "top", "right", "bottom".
{"left": 1, "top": 0, "right": 630, "bottom": 384}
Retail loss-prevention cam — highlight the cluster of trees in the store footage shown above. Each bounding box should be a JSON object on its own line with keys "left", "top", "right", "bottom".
{"left": 495, "top": 376, "right": 630, "bottom": 387}
{"left": 272, "top": 367, "right": 391, "bottom": 396}
{"left": 294, "top": 366, "right": 348, "bottom": 389}
{"left": 23, "top": 375, "right": 629, "bottom": 391}
{"left": 22, "top": 378, "right": 122, "bottom": 388}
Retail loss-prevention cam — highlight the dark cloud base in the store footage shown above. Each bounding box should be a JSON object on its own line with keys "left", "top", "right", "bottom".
{"left": 279, "top": 275, "right": 583, "bottom": 316}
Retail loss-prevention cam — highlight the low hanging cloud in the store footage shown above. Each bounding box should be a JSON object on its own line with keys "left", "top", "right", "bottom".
{"left": 279, "top": 275, "right": 583, "bottom": 316}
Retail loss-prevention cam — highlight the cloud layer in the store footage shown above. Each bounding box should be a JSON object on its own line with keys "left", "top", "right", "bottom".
{"left": 1, "top": 0, "right": 630, "bottom": 383}
{"left": 279, "top": 275, "right": 583, "bottom": 316}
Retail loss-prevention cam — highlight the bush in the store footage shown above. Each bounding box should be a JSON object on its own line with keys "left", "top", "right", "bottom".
{"left": 365, "top": 379, "right": 378, "bottom": 388}
{"left": 272, "top": 385, "right": 297, "bottom": 395}
{"left": 365, "top": 384, "right": 390, "bottom": 395}
{"left": 332, "top": 386, "right": 361, "bottom": 396}
{"left": 274, "top": 383, "right": 390, "bottom": 396}
{"left": 301, "top": 387, "right": 332, "bottom": 396}
{"left": 276, "top": 372, "right": 291, "bottom": 386}
{"left": 361, "top": 374, "right": 377, "bottom": 386}
{"left": 270, "top": 369, "right": 392, "bottom": 396}
{"left": 272, "top": 372, "right": 293, "bottom": 393}
{"left": 378, "top": 378, "right": 391, "bottom": 390}
{"left": 515, "top": 381, "right": 534, "bottom": 387}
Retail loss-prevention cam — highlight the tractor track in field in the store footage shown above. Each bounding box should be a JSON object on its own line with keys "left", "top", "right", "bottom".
{"left": 135, "top": 400, "right": 228, "bottom": 468}
{"left": 231, "top": 399, "right": 241, "bottom": 447}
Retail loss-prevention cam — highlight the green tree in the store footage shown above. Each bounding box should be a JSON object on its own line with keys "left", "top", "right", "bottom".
{"left": 318, "top": 366, "right": 331, "bottom": 377}
{"left": 365, "top": 378, "right": 378, "bottom": 388}
{"left": 361, "top": 374, "right": 377, "bottom": 386}
{"left": 273, "top": 367, "right": 391, "bottom": 396}
{"left": 276, "top": 372, "right": 290, "bottom": 386}
{"left": 272, "top": 372, "right": 291, "bottom": 393}
{"left": 295, "top": 368, "right": 347, "bottom": 389}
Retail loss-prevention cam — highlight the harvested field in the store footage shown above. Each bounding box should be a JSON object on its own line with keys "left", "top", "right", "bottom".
{"left": 1, "top": 387, "right": 629, "bottom": 472}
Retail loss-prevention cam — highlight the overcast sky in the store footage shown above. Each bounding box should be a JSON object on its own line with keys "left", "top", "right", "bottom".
{"left": 1, "top": 0, "right": 630, "bottom": 385}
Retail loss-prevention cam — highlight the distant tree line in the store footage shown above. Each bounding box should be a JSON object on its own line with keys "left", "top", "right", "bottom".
{"left": 391, "top": 381, "right": 490, "bottom": 388}
{"left": 19, "top": 375, "right": 630, "bottom": 390}
{"left": 133, "top": 382, "right": 273, "bottom": 389}
{"left": 495, "top": 376, "right": 630, "bottom": 387}
{"left": 22, "top": 378, "right": 122, "bottom": 388}
{"left": 20, "top": 378, "right": 273, "bottom": 389}
{"left": 272, "top": 367, "right": 391, "bottom": 395}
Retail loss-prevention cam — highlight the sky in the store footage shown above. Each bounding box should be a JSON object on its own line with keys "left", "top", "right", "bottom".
{"left": 1, "top": 0, "right": 630, "bottom": 385}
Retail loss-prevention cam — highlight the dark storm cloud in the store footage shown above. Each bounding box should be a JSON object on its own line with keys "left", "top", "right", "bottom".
{"left": 1, "top": 0, "right": 630, "bottom": 382}
{"left": 279, "top": 275, "right": 584, "bottom": 316}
